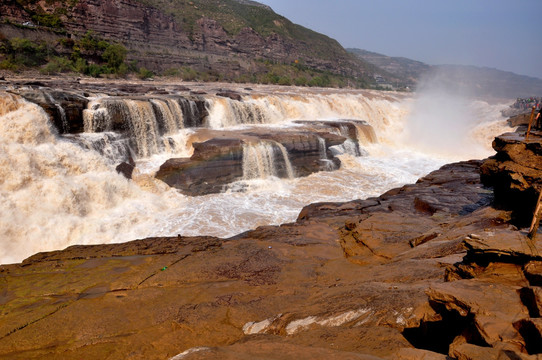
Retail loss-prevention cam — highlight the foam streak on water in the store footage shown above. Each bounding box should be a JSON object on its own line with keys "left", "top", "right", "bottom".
{"left": 0, "top": 88, "right": 513, "bottom": 264}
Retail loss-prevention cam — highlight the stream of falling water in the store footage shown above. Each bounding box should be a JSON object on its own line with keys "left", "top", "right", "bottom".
{"left": 0, "top": 86, "right": 514, "bottom": 264}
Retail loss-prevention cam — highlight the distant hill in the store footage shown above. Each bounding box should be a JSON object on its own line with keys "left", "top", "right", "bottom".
{"left": 424, "top": 65, "right": 542, "bottom": 99}
{"left": 349, "top": 48, "right": 542, "bottom": 99}
{"left": 348, "top": 48, "right": 430, "bottom": 87}
{"left": 0, "top": 0, "right": 377, "bottom": 87}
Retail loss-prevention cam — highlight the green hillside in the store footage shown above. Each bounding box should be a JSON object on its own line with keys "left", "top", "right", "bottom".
{"left": 135, "top": 0, "right": 352, "bottom": 63}
{"left": 0, "top": 0, "right": 378, "bottom": 87}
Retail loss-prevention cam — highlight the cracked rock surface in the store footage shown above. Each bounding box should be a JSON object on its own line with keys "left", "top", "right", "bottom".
{"left": 1, "top": 157, "right": 542, "bottom": 359}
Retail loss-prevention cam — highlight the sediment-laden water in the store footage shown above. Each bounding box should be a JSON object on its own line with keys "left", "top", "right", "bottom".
{"left": 0, "top": 84, "right": 513, "bottom": 264}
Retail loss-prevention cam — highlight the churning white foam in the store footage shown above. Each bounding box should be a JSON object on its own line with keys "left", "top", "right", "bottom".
{"left": 0, "top": 88, "right": 513, "bottom": 264}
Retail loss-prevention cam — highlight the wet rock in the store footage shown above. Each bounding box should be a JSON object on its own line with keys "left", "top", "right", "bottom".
{"left": 508, "top": 113, "right": 533, "bottom": 127}
{"left": 155, "top": 138, "right": 244, "bottom": 195}
{"left": 155, "top": 125, "right": 348, "bottom": 195}
{"left": 4, "top": 155, "right": 542, "bottom": 359}
{"left": 11, "top": 88, "right": 88, "bottom": 133}
{"left": 216, "top": 91, "right": 242, "bottom": 101}
{"left": 115, "top": 161, "right": 135, "bottom": 179}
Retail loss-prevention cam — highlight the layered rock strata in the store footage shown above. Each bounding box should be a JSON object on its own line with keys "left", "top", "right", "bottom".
{"left": 155, "top": 126, "right": 349, "bottom": 195}
{"left": 0, "top": 0, "right": 366, "bottom": 77}
{"left": 481, "top": 131, "right": 542, "bottom": 225}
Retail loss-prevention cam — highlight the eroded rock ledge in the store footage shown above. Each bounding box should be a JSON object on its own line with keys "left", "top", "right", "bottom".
{"left": 2, "top": 152, "right": 542, "bottom": 360}
{"left": 481, "top": 131, "right": 542, "bottom": 225}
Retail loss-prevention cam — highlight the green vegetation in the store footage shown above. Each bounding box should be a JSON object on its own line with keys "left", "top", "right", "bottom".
{"left": 159, "top": 59, "right": 368, "bottom": 88}
{"left": 31, "top": 13, "right": 63, "bottom": 28}
{"left": 0, "top": 37, "right": 50, "bottom": 70}
{"left": 137, "top": 67, "right": 154, "bottom": 79}
{"left": 1, "top": 0, "right": 376, "bottom": 88}
{"left": 0, "top": 31, "right": 130, "bottom": 77}
{"left": 102, "top": 44, "right": 127, "bottom": 71}
{"left": 41, "top": 56, "right": 74, "bottom": 74}
{"left": 134, "top": 0, "right": 349, "bottom": 63}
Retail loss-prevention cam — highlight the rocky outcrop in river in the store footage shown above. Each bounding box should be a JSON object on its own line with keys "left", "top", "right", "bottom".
{"left": 1, "top": 129, "right": 542, "bottom": 359}
{"left": 7, "top": 83, "right": 377, "bottom": 194}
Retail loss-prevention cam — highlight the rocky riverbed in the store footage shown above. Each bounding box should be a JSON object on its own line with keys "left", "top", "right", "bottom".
{"left": 1, "top": 126, "right": 542, "bottom": 359}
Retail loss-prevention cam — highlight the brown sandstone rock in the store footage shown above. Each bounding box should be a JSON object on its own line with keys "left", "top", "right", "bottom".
{"left": 394, "top": 348, "right": 450, "bottom": 360}
{"left": 154, "top": 124, "right": 349, "bottom": 195}
{"left": 481, "top": 131, "right": 542, "bottom": 225}
{"left": 155, "top": 138, "right": 244, "bottom": 196}
{"left": 3, "top": 157, "right": 542, "bottom": 359}
{"left": 449, "top": 343, "right": 540, "bottom": 360}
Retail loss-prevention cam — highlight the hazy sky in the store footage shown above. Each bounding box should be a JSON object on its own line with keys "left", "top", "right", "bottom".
{"left": 256, "top": 0, "right": 542, "bottom": 79}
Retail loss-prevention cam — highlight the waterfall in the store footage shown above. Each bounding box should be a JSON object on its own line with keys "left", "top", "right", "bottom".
{"left": 63, "top": 132, "right": 133, "bottom": 165}
{"left": 242, "top": 141, "right": 294, "bottom": 180}
{"left": 207, "top": 97, "right": 281, "bottom": 128}
{"left": 317, "top": 136, "right": 336, "bottom": 171}
{"left": 124, "top": 99, "right": 162, "bottom": 158}
{"left": 354, "top": 123, "right": 378, "bottom": 145}
{"left": 317, "top": 136, "right": 328, "bottom": 159}
{"left": 82, "top": 96, "right": 203, "bottom": 159}
{"left": 330, "top": 125, "right": 361, "bottom": 156}
{"left": 44, "top": 92, "right": 68, "bottom": 132}
{"left": 0, "top": 87, "right": 513, "bottom": 265}
{"left": 150, "top": 99, "right": 181, "bottom": 134}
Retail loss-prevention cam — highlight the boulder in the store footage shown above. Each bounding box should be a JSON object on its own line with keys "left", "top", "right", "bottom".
{"left": 155, "top": 138, "right": 244, "bottom": 196}
{"left": 115, "top": 161, "right": 135, "bottom": 179}
{"left": 216, "top": 91, "right": 243, "bottom": 101}
{"left": 449, "top": 343, "right": 538, "bottom": 360}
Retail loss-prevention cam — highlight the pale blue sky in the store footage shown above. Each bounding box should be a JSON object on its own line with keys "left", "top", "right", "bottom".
{"left": 256, "top": 0, "right": 542, "bottom": 79}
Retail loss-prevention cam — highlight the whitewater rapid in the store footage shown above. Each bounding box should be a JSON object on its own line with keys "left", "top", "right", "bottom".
{"left": 0, "top": 85, "right": 513, "bottom": 264}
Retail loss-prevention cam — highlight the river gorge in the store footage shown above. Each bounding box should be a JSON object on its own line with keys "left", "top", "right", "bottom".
{"left": 3, "top": 78, "right": 542, "bottom": 360}
{"left": 0, "top": 79, "right": 513, "bottom": 264}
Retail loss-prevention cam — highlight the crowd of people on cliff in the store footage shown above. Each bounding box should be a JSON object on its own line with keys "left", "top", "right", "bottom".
{"left": 512, "top": 97, "right": 542, "bottom": 111}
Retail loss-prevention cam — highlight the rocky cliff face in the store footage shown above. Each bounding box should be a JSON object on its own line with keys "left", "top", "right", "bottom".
{"left": 481, "top": 131, "right": 542, "bottom": 225}
{"left": 0, "top": 0, "right": 371, "bottom": 79}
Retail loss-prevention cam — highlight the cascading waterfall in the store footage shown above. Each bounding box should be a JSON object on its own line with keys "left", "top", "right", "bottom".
{"left": 242, "top": 141, "right": 295, "bottom": 180}
{"left": 80, "top": 91, "right": 405, "bottom": 162}
{"left": 44, "top": 92, "right": 68, "bottom": 132}
{"left": 0, "top": 86, "right": 514, "bottom": 265}
{"left": 63, "top": 132, "right": 133, "bottom": 165}
{"left": 354, "top": 123, "right": 378, "bottom": 145}
{"left": 317, "top": 137, "right": 328, "bottom": 160}
{"left": 124, "top": 99, "right": 162, "bottom": 157}
{"left": 331, "top": 125, "right": 361, "bottom": 156}
{"left": 150, "top": 99, "right": 182, "bottom": 134}
{"left": 206, "top": 97, "right": 279, "bottom": 128}
{"left": 83, "top": 96, "right": 202, "bottom": 159}
{"left": 317, "top": 136, "right": 336, "bottom": 171}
